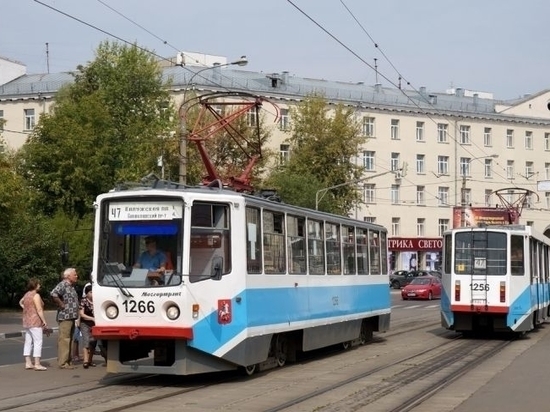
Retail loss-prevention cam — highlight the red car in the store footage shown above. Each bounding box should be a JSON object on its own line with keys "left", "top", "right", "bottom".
{"left": 401, "top": 276, "right": 441, "bottom": 300}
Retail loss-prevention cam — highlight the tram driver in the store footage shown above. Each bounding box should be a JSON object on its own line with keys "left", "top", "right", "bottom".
{"left": 133, "top": 236, "right": 167, "bottom": 285}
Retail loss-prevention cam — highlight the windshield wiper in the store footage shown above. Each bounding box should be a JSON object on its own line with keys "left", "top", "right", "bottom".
{"left": 102, "top": 260, "right": 133, "bottom": 298}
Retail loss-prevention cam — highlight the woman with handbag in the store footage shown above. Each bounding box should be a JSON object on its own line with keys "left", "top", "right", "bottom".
{"left": 19, "top": 278, "right": 48, "bottom": 371}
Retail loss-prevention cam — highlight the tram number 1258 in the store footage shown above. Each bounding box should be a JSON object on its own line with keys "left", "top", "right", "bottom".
{"left": 122, "top": 300, "right": 155, "bottom": 313}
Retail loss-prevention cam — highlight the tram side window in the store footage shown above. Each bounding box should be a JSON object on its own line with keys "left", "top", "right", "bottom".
{"left": 326, "top": 222, "right": 341, "bottom": 275}
{"left": 357, "top": 228, "right": 369, "bottom": 275}
{"left": 510, "top": 235, "right": 524, "bottom": 276}
{"left": 308, "top": 219, "right": 325, "bottom": 275}
{"left": 246, "top": 207, "right": 262, "bottom": 274}
{"left": 444, "top": 234, "right": 452, "bottom": 274}
{"left": 263, "top": 211, "right": 286, "bottom": 274}
{"left": 287, "top": 215, "right": 306, "bottom": 274}
{"left": 189, "top": 202, "right": 231, "bottom": 283}
{"left": 342, "top": 226, "right": 356, "bottom": 275}
{"left": 369, "top": 230, "right": 381, "bottom": 275}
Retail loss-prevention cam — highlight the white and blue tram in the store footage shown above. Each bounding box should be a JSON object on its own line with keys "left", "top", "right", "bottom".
{"left": 441, "top": 225, "right": 550, "bottom": 334}
{"left": 92, "top": 182, "right": 391, "bottom": 375}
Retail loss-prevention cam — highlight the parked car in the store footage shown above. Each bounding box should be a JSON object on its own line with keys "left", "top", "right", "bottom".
{"left": 429, "top": 270, "right": 443, "bottom": 278}
{"left": 389, "top": 270, "right": 431, "bottom": 289}
{"left": 401, "top": 276, "right": 442, "bottom": 300}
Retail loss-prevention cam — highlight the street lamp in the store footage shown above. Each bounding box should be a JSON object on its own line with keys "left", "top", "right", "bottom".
{"left": 315, "top": 168, "right": 405, "bottom": 210}
{"left": 460, "top": 154, "right": 499, "bottom": 226}
{"left": 178, "top": 56, "right": 248, "bottom": 184}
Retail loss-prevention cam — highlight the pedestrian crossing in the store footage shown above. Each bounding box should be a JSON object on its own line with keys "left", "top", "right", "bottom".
{"left": 392, "top": 304, "right": 440, "bottom": 310}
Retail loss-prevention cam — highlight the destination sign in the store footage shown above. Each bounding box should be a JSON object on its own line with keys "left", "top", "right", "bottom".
{"left": 108, "top": 201, "right": 183, "bottom": 221}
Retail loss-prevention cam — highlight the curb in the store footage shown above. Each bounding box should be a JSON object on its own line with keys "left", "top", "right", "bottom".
{"left": 0, "top": 327, "right": 59, "bottom": 340}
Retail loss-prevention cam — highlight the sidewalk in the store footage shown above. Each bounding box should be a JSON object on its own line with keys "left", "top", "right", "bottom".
{"left": 0, "top": 310, "right": 58, "bottom": 339}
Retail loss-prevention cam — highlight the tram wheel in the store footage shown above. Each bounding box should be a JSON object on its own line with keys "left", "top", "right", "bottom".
{"left": 244, "top": 364, "right": 257, "bottom": 376}
{"left": 359, "top": 321, "right": 374, "bottom": 345}
{"left": 274, "top": 334, "right": 288, "bottom": 367}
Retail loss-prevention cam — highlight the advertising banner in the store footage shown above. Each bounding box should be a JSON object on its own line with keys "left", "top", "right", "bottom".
{"left": 452, "top": 206, "right": 515, "bottom": 228}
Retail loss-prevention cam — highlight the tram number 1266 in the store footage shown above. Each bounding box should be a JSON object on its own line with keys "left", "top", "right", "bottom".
{"left": 122, "top": 300, "right": 155, "bottom": 313}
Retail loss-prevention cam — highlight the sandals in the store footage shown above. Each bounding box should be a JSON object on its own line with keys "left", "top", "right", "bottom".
{"left": 25, "top": 365, "right": 34, "bottom": 370}
{"left": 83, "top": 362, "right": 97, "bottom": 369}
{"left": 34, "top": 365, "right": 47, "bottom": 371}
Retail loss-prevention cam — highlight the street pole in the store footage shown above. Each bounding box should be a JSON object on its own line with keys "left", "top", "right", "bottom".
{"left": 178, "top": 56, "right": 248, "bottom": 185}
{"left": 315, "top": 167, "right": 405, "bottom": 210}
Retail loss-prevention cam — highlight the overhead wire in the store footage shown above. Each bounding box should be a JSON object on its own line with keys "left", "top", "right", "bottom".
{"left": 287, "top": 0, "right": 518, "bottom": 208}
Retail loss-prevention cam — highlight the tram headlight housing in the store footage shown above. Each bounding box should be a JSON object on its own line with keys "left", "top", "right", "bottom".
{"left": 105, "top": 304, "right": 119, "bottom": 319}
{"left": 166, "top": 305, "right": 180, "bottom": 320}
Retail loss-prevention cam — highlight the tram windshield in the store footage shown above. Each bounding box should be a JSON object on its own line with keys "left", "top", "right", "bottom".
{"left": 454, "top": 231, "right": 507, "bottom": 276}
{"left": 96, "top": 198, "right": 184, "bottom": 288}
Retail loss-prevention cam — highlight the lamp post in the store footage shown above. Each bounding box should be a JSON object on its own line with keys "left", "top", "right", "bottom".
{"left": 460, "top": 154, "right": 499, "bottom": 226}
{"left": 178, "top": 56, "right": 248, "bottom": 184}
{"left": 315, "top": 168, "right": 405, "bottom": 210}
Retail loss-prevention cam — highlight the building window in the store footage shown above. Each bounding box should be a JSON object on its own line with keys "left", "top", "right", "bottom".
{"left": 416, "top": 186, "right": 425, "bottom": 205}
{"left": 525, "top": 131, "right": 533, "bottom": 150}
{"left": 364, "top": 216, "right": 376, "bottom": 223}
{"left": 364, "top": 184, "right": 375, "bottom": 204}
{"left": 391, "top": 217, "right": 400, "bottom": 236}
{"left": 279, "top": 108, "right": 290, "bottom": 131}
{"left": 390, "top": 119, "right": 399, "bottom": 140}
{"left": 390, "top": 185, "right": 400, "bottom": 204}
{"left": 390, "top": 152, "right": 400, "bottom": 171}
{"left": 279, "top": 144, "right": 290, "bottom": 165}
{"left": 460, "top": 157, "right": 471, "bottom": 177}
{"left": 545, "top": 162, "right": 550, "bottom": 180}
{"left": 416, "top": 154, "right": 425, "bottom": 174}
{"left": 416, "top": 121, "right": 425, "bottom": 142}
{"left": 506, "top": 129, "right": 514, "bottom": 148}
{"left": 459, "top": 125, "right": 470, "bottom": 144}
{"left": 437, "top": 123, "right": 448, "bottom": 143}
{"left": 484, "top": 127, "right": 492, "bottom": 146}
{"left": 545, "top": 133, "right": 550, "bottom": 151}
{"left": 438, "top": 219, "right": 449, "bottom": 236}
{"left": 526, "top": 221, "right": 534, "bottom": 226}
{"left": 362, "top": 117, "right": 375, "bottom": 137}
{"left": 437, "top": 156, "right": 449, "bottom": 175}
{"left": 0, "top": 109, "right": 4, "bottom": 131}
{"left": 363, "top": 151, "right": 375, "bottom": 171}
{"left": 24, "top": 108, "right": 35, "bottom": 130}
{"left": 463, "top": 188, "right": 471, "bottom": 205}
{"left": 507, "top": 160, "right": 514, "bottom": 180}
{"left": 485, "top": 190, "right": 493, "bottom": 207}
{"left": 246, "top": 108, "right": 258, "bottom": 127}
{"left": 438, "top": 187, "right": 449, "bottom": 206}
{"left": 417, "top": 218, "right": 425, "bottom": 236}
{"left": 546, "top": 192, "right": 550, "bottom": 209}
{"left": 484, "top": 158, "right": 493, "bottom": 178}
{"left": 525, "top": 161, "right": 534, "bottom": 179}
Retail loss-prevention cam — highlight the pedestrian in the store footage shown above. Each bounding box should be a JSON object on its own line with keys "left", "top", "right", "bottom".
{"left": 19, "top": 278, "right": 48, "bottom": 371}
{"left": 50, "top": 267, "right": 79, "bottom": 369}
{"left": 79, "top": 284, "right": 97, "bottom": 368}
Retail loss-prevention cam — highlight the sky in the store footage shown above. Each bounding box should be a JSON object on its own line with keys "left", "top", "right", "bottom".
{"left": 2, "top": 0, "right": 549, "bottom": 100}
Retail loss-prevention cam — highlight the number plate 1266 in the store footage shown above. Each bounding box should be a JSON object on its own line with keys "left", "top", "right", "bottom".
{"left": 122, "top": 300, "right": 156, "bottom": 315}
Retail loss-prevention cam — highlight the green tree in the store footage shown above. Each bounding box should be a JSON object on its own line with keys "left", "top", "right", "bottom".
{"left": 16, "top": 41, "right": 177, "bottom": 218}
{"left": 264, "top": 95, "right": 364, "bottom": 215}
{"left": 0, "top": 153, "right": 61, "bottom": 307}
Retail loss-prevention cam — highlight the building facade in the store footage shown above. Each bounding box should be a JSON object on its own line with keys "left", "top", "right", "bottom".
{"left": 1, "top": 61, "right": 550, "bottom": 271}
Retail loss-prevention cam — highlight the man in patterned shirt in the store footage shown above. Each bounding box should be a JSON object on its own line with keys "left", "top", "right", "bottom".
{"left": 51, "top": 268, "right": 79, "bottom": 369}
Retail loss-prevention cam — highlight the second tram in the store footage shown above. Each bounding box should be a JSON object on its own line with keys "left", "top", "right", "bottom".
{"left": 441, "top": 224, "right": 550, "bottom": 334}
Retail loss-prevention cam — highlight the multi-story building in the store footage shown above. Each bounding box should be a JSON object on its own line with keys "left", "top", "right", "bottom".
{"left": 2, "top": 56, "right": 550, "bottom": 272}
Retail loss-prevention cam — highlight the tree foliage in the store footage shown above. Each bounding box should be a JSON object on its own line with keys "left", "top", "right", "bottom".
{"left": 264, "top": 95, "right": 364, "bottom": 215}
{"left": 16, "top": 41, "right": 177, "bottom": 218}
{"left": 0, "top": 154, "right": 62, "bottom": 307}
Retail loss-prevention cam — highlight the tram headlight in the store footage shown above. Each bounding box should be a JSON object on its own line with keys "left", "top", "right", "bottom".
{"left": 105, "top": 305, "right": 119, "bottom": 319}
{"left": 166, "top": 305, "right": 180, "bottom": 320}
